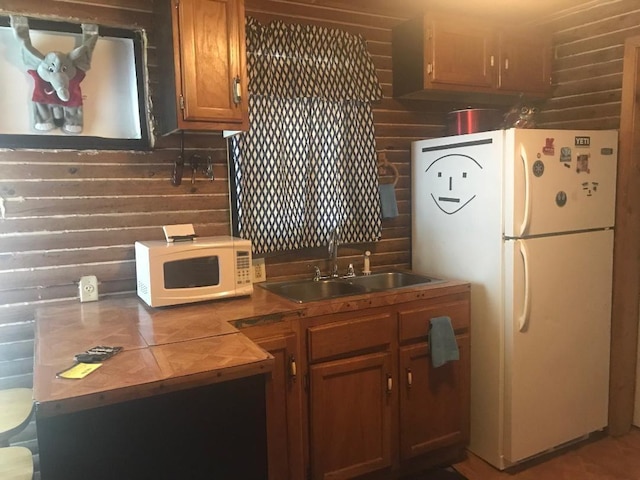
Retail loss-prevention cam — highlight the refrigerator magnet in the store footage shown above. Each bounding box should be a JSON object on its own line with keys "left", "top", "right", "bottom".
{"left": 576, "top": 154, "right": 590, "bottom": 173}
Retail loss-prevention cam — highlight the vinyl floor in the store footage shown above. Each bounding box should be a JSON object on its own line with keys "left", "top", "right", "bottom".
{"left": 453, "top": 428, "right": 640, "bottom": 480}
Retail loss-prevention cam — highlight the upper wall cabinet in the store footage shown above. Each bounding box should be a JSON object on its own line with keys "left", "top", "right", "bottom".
{"left": 497, "top": 27, "right": 553, "bottom": 95}
{"left": 392, "top": 12, "right": 552, "bottom": 103}
{"left": 154, "top": 0, "right": 249, "bottom": 135}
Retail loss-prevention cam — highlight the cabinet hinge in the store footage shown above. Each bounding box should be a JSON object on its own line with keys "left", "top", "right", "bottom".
{"left": 179, "top": 95, "right": 185, "bottom": 110}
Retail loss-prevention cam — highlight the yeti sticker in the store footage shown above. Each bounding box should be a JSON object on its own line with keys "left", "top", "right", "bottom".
{"left": 425, "top": 154, "right": 483, "bottom": 215}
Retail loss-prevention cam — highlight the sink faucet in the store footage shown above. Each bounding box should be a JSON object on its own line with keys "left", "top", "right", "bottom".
{"left": 328, "top": 226, "right": 341, "bottom": 278}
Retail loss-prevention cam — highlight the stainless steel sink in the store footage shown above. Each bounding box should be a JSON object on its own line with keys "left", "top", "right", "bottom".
{"left": 345, "top": 271, "right": 440, "bottom": 290}
{"left": 259, "top": 279, "right": 367, "bottom": 303}
{"left": 259, "top": 271, "right": 441, "bottom": 303}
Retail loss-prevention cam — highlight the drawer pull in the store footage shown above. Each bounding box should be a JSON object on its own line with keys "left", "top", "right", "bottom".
{"left": 386, "top": 374, "right": 393, "bottom": 394}
{"left": 406, "top": 368, "right": 413, "bottom": 388}
{"left": 289, "top": 355, "right": 297, "bottom": 381}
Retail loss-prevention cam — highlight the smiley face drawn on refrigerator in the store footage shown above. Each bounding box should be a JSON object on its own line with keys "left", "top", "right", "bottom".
{"left": 424, "top": 154, "right": 483, "bottom": 215}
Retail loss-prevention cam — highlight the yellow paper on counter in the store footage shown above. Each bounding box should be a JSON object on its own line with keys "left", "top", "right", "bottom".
{"left": 57, "top": 362, "right": 103, "bottom": 379}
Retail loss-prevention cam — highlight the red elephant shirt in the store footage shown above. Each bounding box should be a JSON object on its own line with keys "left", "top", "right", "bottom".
{"left": 27, "top": 70, "right": 86, "bottom": 107}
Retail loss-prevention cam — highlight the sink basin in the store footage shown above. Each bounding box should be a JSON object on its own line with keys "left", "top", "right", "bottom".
{"left": 259, "top": 271, "right": 442, "bottom": 303}
{"left": 260, "top": 279, "right": 367, "bottom": 304}
{"left": 346, "top": 271, "right": 439, "bottom": 290}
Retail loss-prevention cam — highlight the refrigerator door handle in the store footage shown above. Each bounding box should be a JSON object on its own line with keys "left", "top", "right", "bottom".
{"left": 518, "top": 239, "right": 531, "bottom": 332}
{"left": 519, "top": 144, "right": 532, "bottom": 236}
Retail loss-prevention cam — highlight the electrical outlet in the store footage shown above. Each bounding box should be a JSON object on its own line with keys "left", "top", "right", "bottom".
{"left": 252, "top": 258, "right": 266, "bottom": 283}
{"left": 79, "top": 275, "right": 99, "bottom": 302}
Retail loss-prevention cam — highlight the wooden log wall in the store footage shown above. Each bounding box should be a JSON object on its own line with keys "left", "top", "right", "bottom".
{"left": 539, "top": 0, "right": 638, "bottom": 128}
{"left": 0, "top": 0, "right": 639, "bottom": 472}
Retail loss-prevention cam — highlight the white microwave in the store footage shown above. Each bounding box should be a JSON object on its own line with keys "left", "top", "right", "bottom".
{"left": 134, "top": 236, "right": 253, "bottom": 307}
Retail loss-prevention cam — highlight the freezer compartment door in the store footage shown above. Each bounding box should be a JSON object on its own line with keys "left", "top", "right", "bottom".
{"left": 503, "top": 229, "right": 613, "bottom": 465}
{"left": 504, "top": 129, "right": 618, "bottom": 237}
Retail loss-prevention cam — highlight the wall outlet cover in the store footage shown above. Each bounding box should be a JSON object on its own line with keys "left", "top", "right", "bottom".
{"left": 252, "top": 258, "right": 266, "bottom": 283}
{"left": 79, "top": 275, "right": 99, "bottom": 302}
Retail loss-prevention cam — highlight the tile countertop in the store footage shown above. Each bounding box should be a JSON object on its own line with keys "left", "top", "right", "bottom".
{"left": 33, "top": 278, "right": 469, "bottom": 418}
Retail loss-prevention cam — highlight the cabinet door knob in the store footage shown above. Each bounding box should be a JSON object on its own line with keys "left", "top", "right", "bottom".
{"left": 232, "top": 76, "right": 242, "bottom": 104}
{"left": 386, "top": 374, "right": 393, "bottom": 393}
{"left": 406, "top": 368, "right": 413, "bottom": 388}
{"left": 504, "top": 58, "right": 510, "bottom": 71}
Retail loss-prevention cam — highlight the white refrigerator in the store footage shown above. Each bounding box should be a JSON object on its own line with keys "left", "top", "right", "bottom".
{"left": 411, "top": 128, "right": 617, "bottom": 469}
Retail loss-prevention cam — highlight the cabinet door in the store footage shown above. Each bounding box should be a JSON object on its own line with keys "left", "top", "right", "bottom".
{"left": 399, "top": 334, "right": 470, "bottom": 460}
{"left": 498, "top": 28, "right": 552, "bottom": 94}
{"left": 258, "top": 334, "right": 305, "bottom": 480}
{"left": 176, "top": 0, "right": 248, "bottom": 126}
{"left": 428, "top": 15, "right": 495, "bottom": 89}
{"left": 309, "top": 352, "right": 393, "bottom": 480}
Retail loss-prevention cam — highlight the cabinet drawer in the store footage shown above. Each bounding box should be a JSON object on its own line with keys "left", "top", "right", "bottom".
{"left": 399, "top": 297, "right": 469, "bottom": 343}
{"left": 308, "top": 312, "right": 394, "bottom": 362}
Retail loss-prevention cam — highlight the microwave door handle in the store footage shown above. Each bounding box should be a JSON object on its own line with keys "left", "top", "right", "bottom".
{"left": 517, "top": 239, "right": 531, "bottom": 333}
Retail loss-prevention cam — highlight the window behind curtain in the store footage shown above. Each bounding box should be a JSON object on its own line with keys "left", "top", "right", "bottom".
{"left": 230, "top": 17, "right": 383, "bottom": 254}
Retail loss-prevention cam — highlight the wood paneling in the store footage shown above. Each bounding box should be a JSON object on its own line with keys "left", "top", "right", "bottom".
{"left": 538, "top": 0, "right": 638, "bottom": 128}
{"left": 608, "top": 34, "right": 640, "bottom": 436}
{"left": 1, "top": 0, "right": 640, "bottom": 474}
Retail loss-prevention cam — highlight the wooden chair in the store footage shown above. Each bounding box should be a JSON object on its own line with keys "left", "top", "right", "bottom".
{"left": 0, "top": 388, "right": 34, "bottom": 480}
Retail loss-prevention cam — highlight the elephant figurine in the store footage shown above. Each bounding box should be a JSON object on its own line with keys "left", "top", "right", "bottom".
{"left": 10, "top": 16, "right": 98, "bottom": 134}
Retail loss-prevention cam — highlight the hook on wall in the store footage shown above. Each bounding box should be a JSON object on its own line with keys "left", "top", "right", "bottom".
{"left": 171, "top": 132, "right": 214, "bottom": 186}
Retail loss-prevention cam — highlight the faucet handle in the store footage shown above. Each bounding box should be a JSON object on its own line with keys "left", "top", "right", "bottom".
{"left": 345, "top": 263, "right": 355, "bottom": 278}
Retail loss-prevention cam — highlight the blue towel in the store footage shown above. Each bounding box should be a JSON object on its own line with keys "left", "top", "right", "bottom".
{"left": 429, "top": 316, "right": 459, "bottom": 368}
{"left": 379, "top": 183, "right": 398, "bottom": 218}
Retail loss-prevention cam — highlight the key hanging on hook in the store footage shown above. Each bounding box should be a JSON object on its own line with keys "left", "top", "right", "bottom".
{"left": 171, "top": 131, "right": 185, "bottom": 187}
{"left": 190, "top": 155, "right": 200, "bottom": 184}
{"left": 205, "top": 156, "right": 215, "bottom": 181}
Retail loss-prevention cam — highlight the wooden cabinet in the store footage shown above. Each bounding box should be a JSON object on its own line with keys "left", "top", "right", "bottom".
{"left": 399, "top": 336, "right": 469, "bottom": 460}
{"left": 242, "top": 325, "right": 305, "bottom": 480}
{"left": 397, "top": 296, "right": 470, "bottom": 461}
{"left": 392, "top": 11, "right": 552, "bottom": 102}
{"left": 154, "top": 0, "right": 249, "bottom": 134}
{"left": 497, "top": 28, "right": 553, "bottom": 95}
{"left": 306, "top": 310, "right": 395, "bottom": 479}
{"left": 310, "top": 352, "right": 393, "bottom": 479}
{"left": 303, "top": 291, "right": 470, "bottom": 479}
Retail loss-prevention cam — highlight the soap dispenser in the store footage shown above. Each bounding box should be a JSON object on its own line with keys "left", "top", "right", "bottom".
{"left": 363, "top": 250, "right": 371, "bottom": 275}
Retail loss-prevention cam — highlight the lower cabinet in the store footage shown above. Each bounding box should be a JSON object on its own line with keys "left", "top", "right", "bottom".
{"left": 309, "top": 351, "right": 393, "bottom": 479}
{"left": 304, "top": 291, "right": 470, "bottom": 480}
{"left": 306, "top": 309, "right": 396, "bottom": 479}
{"left": 249, "top": 331, "right": 305, "bottom": 480}
{"left": 399, "top": 335, "right": 470, "bottom": 460}
{"left": 242, "top": 287, "right": 470, "bottom": 480}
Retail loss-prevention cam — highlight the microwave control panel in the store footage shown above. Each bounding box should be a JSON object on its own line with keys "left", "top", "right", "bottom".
{"left": 236, "top": 251, "right": 252, "bottom": 284}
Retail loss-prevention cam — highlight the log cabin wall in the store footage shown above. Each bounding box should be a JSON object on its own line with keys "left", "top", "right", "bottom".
{"left": 538, "top": 0, "right": 637, "bottom": 129}
{"left": 0, "top": 0, "right": 637, "bottom": 473}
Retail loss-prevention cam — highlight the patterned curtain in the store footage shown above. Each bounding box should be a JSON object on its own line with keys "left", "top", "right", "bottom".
{"left": 230, "top": 17, "right": 383, "bottom": 254}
